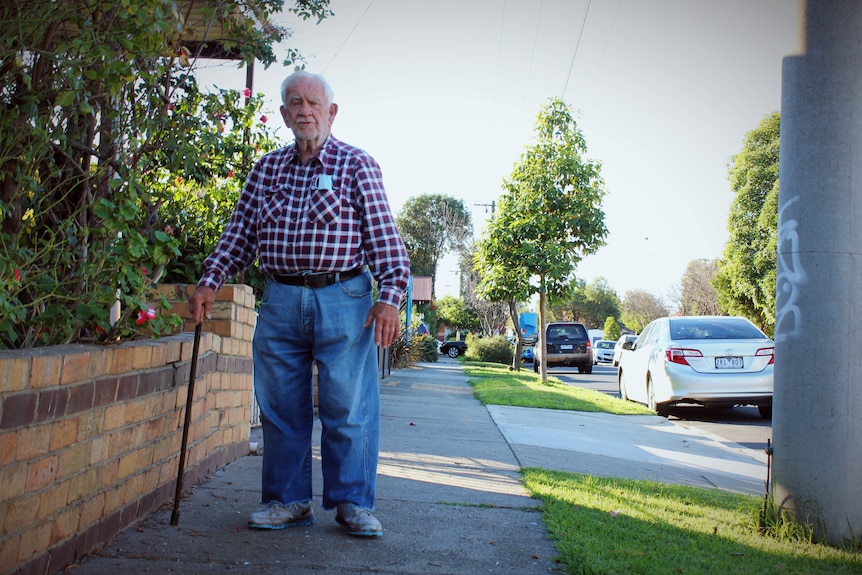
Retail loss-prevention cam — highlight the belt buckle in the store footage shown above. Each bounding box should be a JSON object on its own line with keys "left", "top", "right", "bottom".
{"left": 302, "top": 273, "right": 329, "bottom": 288}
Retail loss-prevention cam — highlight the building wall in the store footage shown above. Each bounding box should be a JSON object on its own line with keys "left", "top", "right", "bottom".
{"left": 0, "top": 284, "right": 256, "bottom": 575}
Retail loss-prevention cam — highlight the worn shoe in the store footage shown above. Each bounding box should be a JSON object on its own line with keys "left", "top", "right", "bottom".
{"left": 336, "top": 503, "right": 383, "bottom": 537}
{"left": 248, "top": 501, "right": 315, "bottom": 530}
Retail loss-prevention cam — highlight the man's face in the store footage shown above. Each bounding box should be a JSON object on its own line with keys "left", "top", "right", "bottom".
{"left": 280, "top": 76, "right": 337, "bottom": 149}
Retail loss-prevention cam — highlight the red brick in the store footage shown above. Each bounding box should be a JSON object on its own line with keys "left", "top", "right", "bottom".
{"left": 0, "top": 461, "right": 27, "bottom": 500}
{"left": 0, "top": 429, "right": 17, "bottom": 465}
{"left": 66, "top": 381, "right": 95, "bottom": 415}
{"left": 68, "top": 468, "right": 98, "bottom": 502}
{"left": 36, "top": 387, "right": 70, "bottom": 422}
{"left": 26, "top": 455, "right": 59, "bottom": 491}
{"left": 0, "top": 354, "right": 30, "bottom": 393}
{"left": 37, "top": 480, "right": 70, "bottom": 521}
{"left": 77, "top": 493, "right": 105, "bottom": 530}
{"left": 30, "top": 352, "right": 61, "bottom": 388}
{"left": 50, "top": 417, "right": 79, "bottom": 451}
{"left": 60, "top": 350, "right": 90, "bottom": 385}
{"left": 15, "top": 424, "right": 51, "bottom": 460}
{"left": 0, "top": 533, "right": 21, "bottom": 574}
{"left": 93, "top": 376, "right": 119, "bottom": 406}
{"left": 1, "top": 392, "right": 37, "bottom": 429}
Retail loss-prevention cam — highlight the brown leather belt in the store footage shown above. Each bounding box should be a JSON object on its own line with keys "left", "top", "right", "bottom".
{"left": 270, "top": 267, "right": 364, "bottom": 288}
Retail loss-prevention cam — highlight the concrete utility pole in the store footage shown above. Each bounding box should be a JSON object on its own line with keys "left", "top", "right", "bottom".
{"left": 773, "top": 0, "right": 862, "bottom": 545}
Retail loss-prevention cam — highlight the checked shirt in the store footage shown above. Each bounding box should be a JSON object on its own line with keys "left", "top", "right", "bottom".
{"left": 199, "top": 135, "right": 410, "bottom": 308}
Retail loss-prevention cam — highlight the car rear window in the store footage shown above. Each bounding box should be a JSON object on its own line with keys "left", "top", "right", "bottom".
{"left": 669, "top": 318, "right": 767, "bottom": 340}
{"left": 547, "top": 324, "right": 587, "bottom": 339}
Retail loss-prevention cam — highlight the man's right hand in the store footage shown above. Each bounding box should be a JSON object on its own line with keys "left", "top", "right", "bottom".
{"left": 188, "top": 286, "right": 215, "bottom": 325}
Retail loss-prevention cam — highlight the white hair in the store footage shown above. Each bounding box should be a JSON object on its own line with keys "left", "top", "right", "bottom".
{"left": 280, "top": 70, "right": 334, "bottom": 106}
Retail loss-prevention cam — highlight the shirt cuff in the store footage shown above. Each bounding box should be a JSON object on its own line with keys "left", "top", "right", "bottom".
{"left": 377, "top": 285, "right": 403, "bottom": 309}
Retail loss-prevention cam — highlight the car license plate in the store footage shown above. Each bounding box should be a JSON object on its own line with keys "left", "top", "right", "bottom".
{"left": 560, "top": 344, "right": 573, "bottom": 350}
{"left": 715, "top": 356, "right": 743, "bottom": 369}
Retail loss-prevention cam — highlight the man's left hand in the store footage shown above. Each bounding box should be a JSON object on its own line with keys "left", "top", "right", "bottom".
{"left": 363, "top": 302, "right": 400, "bottom": 347}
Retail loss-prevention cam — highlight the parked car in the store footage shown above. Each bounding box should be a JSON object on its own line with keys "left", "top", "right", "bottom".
{"left": 616, "top": 316, "right": 774, "bottom": 418}
{"left": 533, "top": 322, "right": 592, "bottom": 374}
{"left": 612, "top": 334, "right": 638, "bottom": 366}
{"left": 592, "top": 340, "right": 616, "bottom": 364}
{"left": 439, "top": 340, "right": 467, "bottom": 358}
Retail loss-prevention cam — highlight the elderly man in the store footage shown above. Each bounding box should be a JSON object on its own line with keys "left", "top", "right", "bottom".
{"left": 189, "top": 71, "right": 410, "bottom": 537}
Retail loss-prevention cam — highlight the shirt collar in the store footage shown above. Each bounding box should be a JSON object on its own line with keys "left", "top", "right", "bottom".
{"left": 287, "top": 134, "right": 335, "bottom": 166}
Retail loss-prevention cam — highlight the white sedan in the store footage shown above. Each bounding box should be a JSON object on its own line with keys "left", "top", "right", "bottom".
{"left": 617, "top": 316, "right": 774, "bottom": 419}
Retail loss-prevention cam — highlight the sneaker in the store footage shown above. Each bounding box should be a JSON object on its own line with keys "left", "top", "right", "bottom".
{"left": 248, "top": 501, "right": 315, "bottom": 530}
{"left": 336, "top": 503, "right": 382, "bottom": 537}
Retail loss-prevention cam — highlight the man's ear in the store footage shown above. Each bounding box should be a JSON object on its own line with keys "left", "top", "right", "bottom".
{"left": 280, "top": 104, "right": 292, "bottom": 128}
{"left": 328, "top": 103, "right": 339, "bottom": 125}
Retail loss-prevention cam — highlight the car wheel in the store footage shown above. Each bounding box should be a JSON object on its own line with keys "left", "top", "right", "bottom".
{"left": 647, "top": 376, "right": 669, "bottom": 417}
{"left": 580, "top": 362, "right": 592, "bottom": 375}
{"left": 758, "top": 404, "right": 772, "bottom": 419}
{"left": 618, "top": 369, "right": 629, "bottom": 401}
{"left": 447, "top": 347, "right": 460, "bottom": 358}
{"left": 533, "top": 360, "right": 539, "bottom": 373}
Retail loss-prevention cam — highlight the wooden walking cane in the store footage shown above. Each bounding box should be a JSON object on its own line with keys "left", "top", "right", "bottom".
{"left": 171, "top": 321, "right": 203, "bottom": 526}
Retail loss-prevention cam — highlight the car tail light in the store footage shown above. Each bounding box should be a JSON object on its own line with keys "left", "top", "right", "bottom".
{"left": 666, "top": 347, "right": 702, "bottom": 366}
{"left": 756, "top": 347, "right": 775, "bottom": 365}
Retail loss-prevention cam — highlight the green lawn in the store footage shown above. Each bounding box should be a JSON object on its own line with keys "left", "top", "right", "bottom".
{"left": 463, "top": 361, "right": 862, "bottom": 574}
{"left": 464, "top": 362, "right": 654, "bottom": 415}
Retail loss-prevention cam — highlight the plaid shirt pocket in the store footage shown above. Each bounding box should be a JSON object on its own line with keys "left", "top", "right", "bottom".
{"left": 307, "top": 188, "right": 341, "bottom": 225}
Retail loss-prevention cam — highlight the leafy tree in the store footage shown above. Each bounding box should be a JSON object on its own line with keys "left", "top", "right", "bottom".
{"left": 0, "top": 0, "right": 331, "bottom": 348}
{"left": 435, "top": 295, "right": 479, "bottom": 340}
{"left": 620, "top": 290, "right": 668, "bottom": 333}
{"left": 676, "top": 259, "right": 721, "bottom": 316}
{"left": 603, "top": 316, "right": 621, "bottom": 341}
{"left": 714, "top": 112, "right": 780, "bottom": 335}
{"left": 460, "top": 245, "right": 509, "bottom": 337}
{"left": 553, "top": 277, "right": 620, "bottom": 328}
{"left": 396, "top": 194, "right": 473, "bottom": 289}
{"left": 474, "top": 98, "right": 608, "bottom": 382}
{"left": 473, "top": 227, "right": 533, "bottom": 370}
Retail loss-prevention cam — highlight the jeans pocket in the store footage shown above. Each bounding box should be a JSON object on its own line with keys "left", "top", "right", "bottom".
{"left": 340, "top": 271, "right": 372, "bottom": 298}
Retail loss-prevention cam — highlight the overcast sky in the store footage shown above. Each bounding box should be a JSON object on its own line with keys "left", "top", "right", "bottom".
{"left": 197, "top": 0, "right": 801, "bottom": 306}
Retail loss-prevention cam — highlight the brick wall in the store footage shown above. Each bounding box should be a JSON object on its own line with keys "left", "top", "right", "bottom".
{"left": 0, "top": 284, "right": 256, "bottom": 575}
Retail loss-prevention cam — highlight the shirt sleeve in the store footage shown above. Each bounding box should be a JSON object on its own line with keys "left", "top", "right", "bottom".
{"left": 197, "top": 168, "right": 262, "bottom": 292}
{"left": 356, "top": 159, "right": 410, "bottom": 308}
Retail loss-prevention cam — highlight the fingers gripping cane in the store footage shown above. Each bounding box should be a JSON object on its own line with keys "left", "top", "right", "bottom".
{"left": 171, "top": 321, "right": 203, "bottom": 526}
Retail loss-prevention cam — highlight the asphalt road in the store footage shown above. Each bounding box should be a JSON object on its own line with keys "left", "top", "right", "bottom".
{"left": 541, "top": 361, "right": 774, "bottom": 455}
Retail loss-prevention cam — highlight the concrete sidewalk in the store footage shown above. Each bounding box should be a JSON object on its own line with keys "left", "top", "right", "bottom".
{"left": 63, "top": 358, "right": 767, "bottom": 575}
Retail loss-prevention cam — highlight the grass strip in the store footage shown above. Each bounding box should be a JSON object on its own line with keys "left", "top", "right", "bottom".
{"left": 523, "top": 469, "right": 862, "bottom": 575}
{"left": 464, "top": 361, "right": 654, "bottom": 415}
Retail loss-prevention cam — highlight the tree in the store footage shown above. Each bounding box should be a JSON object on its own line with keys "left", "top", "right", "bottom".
{"left": 676, "top": 259, "right": 721, "bottom": 316}
{"left": 553, "top": 277, "right": 620, "bottom": 328}
{"left": 620, "top": 290, "right": 668, "bottom": 333}
{"left": 0, "top": 0, "right": 332, "bottom": 348}
{"left": 714, "top": 112, "right": 780, "bottom": 335}
{"left": 474, "top": 98, "right": 608, "bottom": 382}
{"left": 435, "top": 295, "right": 480, "bottom": 340}
{"left": 603, "top": 316, "right": 622, "bottom": 342}
{"left": 460, "top": 245, "right": 509, "bottom": 337}
{"left": 396, "top": 194, "right": 473, "bottom": 290}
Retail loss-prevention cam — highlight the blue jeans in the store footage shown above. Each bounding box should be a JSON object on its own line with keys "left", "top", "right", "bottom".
{"left": 252, "top": 271, "right": 379, "bottom": 510}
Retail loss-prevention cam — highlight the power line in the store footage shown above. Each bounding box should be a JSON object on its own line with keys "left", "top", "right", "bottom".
{"left": 562, "top": 0, "right": 592, "bottom": 99}
{"left": 322, "top": 0, "right": 376, "bottom": 73}
{"left": 521, "top": 0, "right": 545, "bottom": 115}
